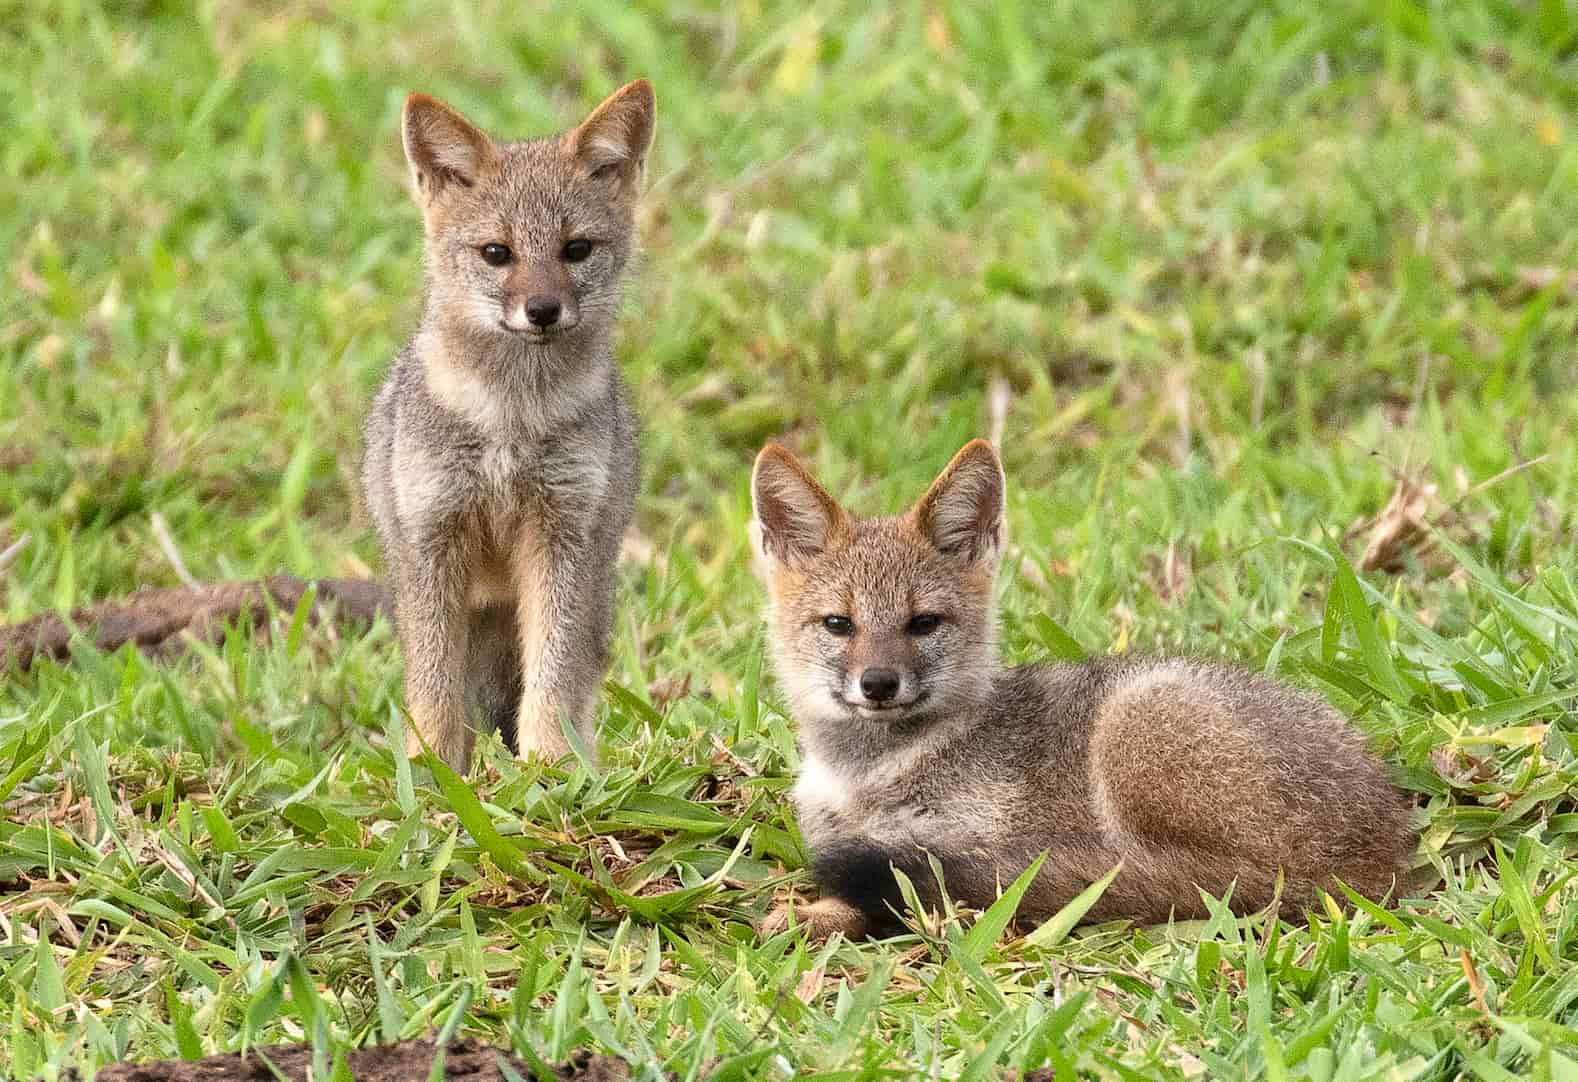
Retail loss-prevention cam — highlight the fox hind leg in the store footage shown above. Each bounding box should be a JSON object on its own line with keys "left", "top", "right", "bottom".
{"left": 760, "top": 897, "right": 869, "bottom": 941}
{"left": 466, "top": 604, "right": 523, "bottom": 753}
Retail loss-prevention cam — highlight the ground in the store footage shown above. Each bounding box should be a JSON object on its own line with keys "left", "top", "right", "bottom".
{"left": 80, "top": 1040, "right": 631, "bottom": 1081}
{"left": 3, "top": 1, "right": 1578, "bottom": 1079}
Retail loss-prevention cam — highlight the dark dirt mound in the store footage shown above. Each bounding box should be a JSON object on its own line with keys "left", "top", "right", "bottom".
{"left": 0, "top": 575, "right": 388, "bottom": 670}
{"left": 82, "top": 1040, "right": 630, "bottom": 1081}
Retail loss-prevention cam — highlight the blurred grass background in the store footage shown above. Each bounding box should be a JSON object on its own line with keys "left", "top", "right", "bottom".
{"left": 3, "top": 1, "right": 1578, "bottom": 1078}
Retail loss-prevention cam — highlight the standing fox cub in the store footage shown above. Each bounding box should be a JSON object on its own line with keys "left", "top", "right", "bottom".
{"left": 751, "top": 440, "right": 1416, "bottom": 939}
{"left": 364, "top": 82, "right": 654, "bottom": 769}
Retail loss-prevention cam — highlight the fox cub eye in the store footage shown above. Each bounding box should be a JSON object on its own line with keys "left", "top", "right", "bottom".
{"left": 562, "top": 238, "right": 593, "bottom": 263}
{"left": 479, "top": 244, "right": 512, "bottom": 266}
{"left": 822, "top": 615, "right": 854, "bottom": 637}
{"left": 906, "top": 614, "right": 942, "bottom": 636}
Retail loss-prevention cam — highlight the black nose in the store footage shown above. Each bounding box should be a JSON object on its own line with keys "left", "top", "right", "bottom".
{"left": 525, "top": 295, "right": 562, "bottom": 327}
{"left": 860, "top": 668, "right": 901, "bottom": 702}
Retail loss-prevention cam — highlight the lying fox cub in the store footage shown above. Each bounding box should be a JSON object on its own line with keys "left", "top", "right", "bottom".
{"left": 750, "top": 439, "right": 1415, "bottom": 939}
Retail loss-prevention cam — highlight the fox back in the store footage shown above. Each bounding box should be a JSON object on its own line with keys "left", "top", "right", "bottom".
{"left": 751, "top": 440, "right": 1416, "bottom": 939}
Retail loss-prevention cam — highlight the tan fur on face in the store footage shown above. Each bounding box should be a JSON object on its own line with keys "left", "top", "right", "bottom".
{"left": 751, "top": 444, "right": 1000, "bottom": 762}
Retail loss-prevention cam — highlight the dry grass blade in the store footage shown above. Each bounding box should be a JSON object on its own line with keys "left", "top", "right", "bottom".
{"left": 1351, "top": 472, "right": 1440, "bottom": 573}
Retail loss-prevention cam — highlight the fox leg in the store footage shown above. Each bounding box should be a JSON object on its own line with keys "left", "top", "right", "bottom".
{"left": 393, "top": 545, "right": 474, "bottom": 770}
{"left": 786, "top": 836, "right": 1150, "bottom": 939}
{"left": 466, "top": 604, "right": 523, "bottom": 751}
{"left": 760, "top": 897, "right": 868, "bottom": 941}
{"left": 512, "top": 528, "right": 615, "bottom": 762}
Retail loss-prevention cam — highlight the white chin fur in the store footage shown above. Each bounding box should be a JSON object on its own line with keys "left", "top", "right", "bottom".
{"left": 852, "top": 703, "right": 910, "bottom": 719}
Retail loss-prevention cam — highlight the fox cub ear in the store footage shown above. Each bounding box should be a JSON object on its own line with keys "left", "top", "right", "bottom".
{"left": 402, "top": 94, "right": 494, "bottom": 199}
{"left": 911, "top": 440, "right": 1005, "bottom": 566}
{"left": 752, "top": 444, "right": 847, "bottom": 565}
{"left": 567, "top": 79, "right": 656, "bottom": 185}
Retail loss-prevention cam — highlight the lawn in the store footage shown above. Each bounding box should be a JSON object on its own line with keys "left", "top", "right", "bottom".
{"left": 3, "top": 0, "right": 1578, "bottom": 1077}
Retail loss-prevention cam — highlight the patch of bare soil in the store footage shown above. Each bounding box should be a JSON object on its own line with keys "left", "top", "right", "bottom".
{"left": 81, "top": 1040, "right": 631, "bottom": 1082}
{"left": 0, "top": 575, "right": 388, "bottom": 670}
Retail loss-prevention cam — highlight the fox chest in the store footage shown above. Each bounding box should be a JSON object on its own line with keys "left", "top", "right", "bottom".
{"left": 793, "top": 756, "right": 1006, "bottom": 854}
{"left": 402, "top": 439, "right": 605, "bottom": 538}
{"left": 468, "top": 443, "right": 546, "bottom": 532}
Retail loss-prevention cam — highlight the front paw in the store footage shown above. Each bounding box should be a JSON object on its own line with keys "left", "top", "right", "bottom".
{"left": 514, "top": 696, "right": 590, "bottom": 764}
{"left": 760, "top": 897, "right": 868, "bottom": 941}
{"left": 402, "top": 704, "right": 473, "bottom": 770}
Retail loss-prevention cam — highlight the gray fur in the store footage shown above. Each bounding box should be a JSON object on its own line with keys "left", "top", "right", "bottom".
{"left": 363, "top": 83, "right": 652, "bottom": 768}
{"left": 753, "top": 440, "right": 1417, "bottom": 939}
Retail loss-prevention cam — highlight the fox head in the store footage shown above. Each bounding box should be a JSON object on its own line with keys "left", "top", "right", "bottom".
{"left": 401, "top": 81, "right": 654, "bottom": 353}
{"left": 750, "top": 440, "right": 1006, "bottom": 745}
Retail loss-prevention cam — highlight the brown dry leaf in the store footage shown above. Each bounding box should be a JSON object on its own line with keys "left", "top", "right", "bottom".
{"left": 35, "top": 334, "right": 65, "bottom": 368}
{"left": 925, "top": 7, "right": 952, "bottom": 56}
{"left": 1166, "top": 364, "right": 1193, "bottom": 464}
{"left": 794, "top": 963, "right": 826, "bottom": 1004}
{"left": 988, "top": 373, "right": 1012, "bottom": 448}
{"left": 620, "top": 530, "right": 657, "bottom": 566}
{"left": 1154, "top": 541, "right": 1192, "bottom": 603}
{"left": 677, "top": 373, "right": 733, "bottom": 408}
{"left": 1515, "top": 265, "right": 1578, "bottom": 297}
{"left": 1351, "top": 473, "right": 1439, "bottom": 573}
{"left": 304, "top": 107, "right": 327, "bottom": 145}
{"left": 13, "top": 256, "right": 48, "bottom": 297}
{"left": 1169, "top": 1046, "right": 1208, "bottom": 1078}
{"left": 1431, "top": 745, "right": 1491, "bottom": 788}
{"left": 647, "top": 671, "right": 691, "bottom": 709}
{"left": 41, "top": 899, "right": 80, "bottom": 947}
{"left": 337, "top": 552, "right": 374, "bottom": 580}
{"left": 1460, "top": 948, "right": 1490, "bottom": 1014}
{"left": 1015, "top": 550, "right": 1049, "bottom": 593}
{"left": 709, "top": 733, "right": 758, "bottom": 778}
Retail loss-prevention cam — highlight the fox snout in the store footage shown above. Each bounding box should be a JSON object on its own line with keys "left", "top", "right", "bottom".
{"left": 501, "top": 268, "right": 580, "bottom": 336}
{"left": 844, "top": 665, "right": 923, "bottom": 712}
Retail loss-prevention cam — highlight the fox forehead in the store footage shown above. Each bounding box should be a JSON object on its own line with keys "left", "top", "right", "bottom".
{"left": 441, "top": 138, "right": 633, "bottom": 242}
{"left": 769, "top": 517, "right": 992, "bottom": 621}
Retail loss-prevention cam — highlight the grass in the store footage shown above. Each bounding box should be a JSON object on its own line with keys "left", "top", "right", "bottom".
{"left": 3, "top": 0, "right": 1578, "bottom": 1077}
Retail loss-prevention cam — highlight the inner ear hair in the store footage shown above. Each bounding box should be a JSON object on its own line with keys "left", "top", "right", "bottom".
{"left": 752, "top": 444, "right": 845, "bottom": 563}
{"left": 402, "top": 93, "right": 492, "bottom": 197}
{"left": 568, "top": 79, "right": 656, "bottom": 181}
{"left": 912, "top": 439, "right": 1005, "bottom": 564}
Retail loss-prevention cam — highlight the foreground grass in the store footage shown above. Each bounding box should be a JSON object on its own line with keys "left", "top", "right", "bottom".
{"left": 3, "top": 0, "right": 1578, "bottom": 1077}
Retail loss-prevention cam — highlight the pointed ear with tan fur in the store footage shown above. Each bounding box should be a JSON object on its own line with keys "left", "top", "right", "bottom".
{"left": 910, "top": 440, "right": 1006, "bottom": 566}
{"left": 566, "top": 79, "right": 655, "bottom": 185}
{"left": 751, "top": 444, "right": 847, "bottom": 565}
{"left": 402, "top": 93, "right": 494, "bottom": 200}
